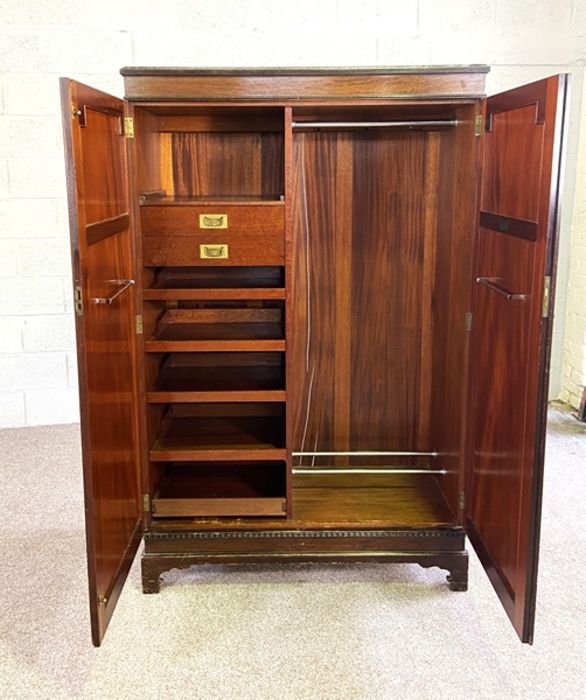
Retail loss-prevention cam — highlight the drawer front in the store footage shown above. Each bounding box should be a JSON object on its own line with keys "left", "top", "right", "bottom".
{"left": 141, "top": 205, "right": 285, "bottom": 236}
{"left": 143, "top": 232, "right": 284, "bottom": 266}
{"left": 141, "top": 205, "right": 285, "bottom": 266}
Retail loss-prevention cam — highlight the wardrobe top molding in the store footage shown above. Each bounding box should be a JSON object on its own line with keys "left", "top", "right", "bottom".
{"left": 120, "top": 65, "right": 490, "bottom": 101}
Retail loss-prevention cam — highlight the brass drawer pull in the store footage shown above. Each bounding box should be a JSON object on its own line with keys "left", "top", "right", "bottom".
{"left": 200, "top": 244, "right": 228, "bottom": 259}
{"left": 199, "top": 214, "right": 228, "bottom": 229}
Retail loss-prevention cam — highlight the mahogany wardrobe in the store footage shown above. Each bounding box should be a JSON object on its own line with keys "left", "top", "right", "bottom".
{"left": 60, "top": 66, "right": 567, "bottom": 645}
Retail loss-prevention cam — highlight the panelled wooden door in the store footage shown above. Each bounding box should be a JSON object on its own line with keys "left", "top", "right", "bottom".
{"left": 60, "top": 80, "right": 142, "bottom": 646}
{"left": 467, "top": 75, "right": 568, "bottom": 643}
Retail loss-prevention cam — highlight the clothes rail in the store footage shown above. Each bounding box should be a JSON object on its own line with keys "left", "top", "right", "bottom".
{"left": 292, "top": 119, "right": 458, "bottom": 129}
{"left": 293, "top": 451, "right": 438, "bottom": 457}
{"left": 293, "top": 468, "right": 447, "bottom": 475}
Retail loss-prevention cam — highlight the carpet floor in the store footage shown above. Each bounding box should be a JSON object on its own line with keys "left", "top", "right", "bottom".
{"left": 0, "top": 407, "right": 584, "bottom": 699}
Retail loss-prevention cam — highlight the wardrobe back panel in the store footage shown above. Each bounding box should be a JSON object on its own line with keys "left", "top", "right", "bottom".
{"left": 133, "top": 106, "right": 285, "bottom": 198}
{"left": 170, "top": 132, "right": 284, "bottom": 197}
{"left": 291, "top": 130, "right": 440, "bottom": 466}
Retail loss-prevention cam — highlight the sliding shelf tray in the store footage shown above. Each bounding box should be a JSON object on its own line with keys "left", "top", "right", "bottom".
{"left": 145, "top": 306, "right": 285, "bottom": 353}
{"left": 150, "top": 405, "right": 286, "bottom": 462}
{"left": 144, "top": 288, "right": 286, "bottom": 301}
{"left": 147, "top": 353, "right": 286, "bottom": 403}
{"left": 144, "top": 266, "right": 286, "bottom": 301}
{"left": 152, "top": 462, "right": 287, "bottom": 518}
{"left": 145, "top": 339, "right": 286, "bottom": 352}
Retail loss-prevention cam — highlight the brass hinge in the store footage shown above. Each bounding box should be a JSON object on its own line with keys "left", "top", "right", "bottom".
{"left": 74, "top": 285, "right": 83, "bottom": 316}
{"left": 123, "top": 117, "right": 134, "bottom": 138}
{"left": 459, "top": 491, "right": 465, "bottom": 511}
{"left": 465, "top": 311, "right": 473, "bottom": 332}
{"left": 97, "top": 595, "right": 107, "bottom": 606}
{"left": 143, "top": 493, "right": 150, "bottom": 512}
{"left": 71, "top": 104, "right": 82, "bottom": 120}
{"left": 542, "top": 275, "right": 552, "bottom": 318}
{"left": 475, "top": 114, "right": 483, "bottom": 136}
{"left": 135, "top": 314, "right": 143, "bottom": 334}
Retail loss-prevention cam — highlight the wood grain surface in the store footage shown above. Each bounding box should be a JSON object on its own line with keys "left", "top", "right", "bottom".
{"left": 467, "top": 75, "right": 567, "bottom": 642}
{"left": 170, "top": 132, "right": 284, "bottom": 197}
{"left": 123, "top": 72, "right": 487, "bottom": 101}
{"left": 61, "top": 79, "right": 142, "bottom": 646}
{"left": 431, "top": 103, "right": 480, "bottom": 519}
{"left": 291, "top": 129, "right": 439, "bottom": 467}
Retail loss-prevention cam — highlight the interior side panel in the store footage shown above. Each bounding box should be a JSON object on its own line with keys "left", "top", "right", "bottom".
{"left": 431, "top": 104, "right": 480, "bottom": 519}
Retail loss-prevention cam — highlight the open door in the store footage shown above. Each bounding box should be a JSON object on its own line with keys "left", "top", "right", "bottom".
{"left": 467, "top": 75, "right": 568, "bottom": 643}
{"left": 61, "top": 80, "right": 142, "bottom": 646}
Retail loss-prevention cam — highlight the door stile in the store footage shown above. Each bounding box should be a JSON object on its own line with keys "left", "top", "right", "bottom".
{"left": 124, "top": 100, "right": 152, "bottom": 532}
{"left": 520, "top": 74, "right": 569, "bottom": 642}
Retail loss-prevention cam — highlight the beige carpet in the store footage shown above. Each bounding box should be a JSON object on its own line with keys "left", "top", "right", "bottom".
{"left": 0, "top": 408, "right": 585, "bottom": 699}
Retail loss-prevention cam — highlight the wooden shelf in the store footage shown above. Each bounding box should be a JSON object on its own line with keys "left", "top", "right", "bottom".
{"left": 155, "top": 308, "right": 283, "bottom": 339}
{"left": 153, "top": 321, "right": 283, "bottom": 341}
{"left": 145, "top": 339, "right": 286, "bottom": 353}
{"left": 144, "top": 288, "right": 286, "bottom": 301}
{"left": 152, "top": 462, "right": 287, "bottom": 517}
{"left": 148, "top": 390, "right": 286, "bottom": 403}
{"left": 150, "top": 409, "right": 286, "bottom": 462}
{"left": 143, "top": 267, "right": 286, "bottom": 301}
{"left": 146, "top": 307, "right": 284, "bottom": 353}
{"left": 151, "top": 447, "right": 287, "bottom": 461}
{"left": 148, "top": 266, "right": 284, "bottom": 288}
{"left": 148, "top": 354, "right": 285, "bottom": 403}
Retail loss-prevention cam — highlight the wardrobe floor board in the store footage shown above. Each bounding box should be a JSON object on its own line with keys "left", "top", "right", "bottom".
{"left": 150, "top": 473, "right": 457, "bottom": 529}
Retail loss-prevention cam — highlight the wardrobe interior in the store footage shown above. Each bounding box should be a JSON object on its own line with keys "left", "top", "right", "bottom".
{"left": 131, "top": 101, "right": 480, "bottom": 527}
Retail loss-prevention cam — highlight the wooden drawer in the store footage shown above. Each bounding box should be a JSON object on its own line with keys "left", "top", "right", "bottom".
{"left": 143, "top": 232, "right": 284, "bottom": 266}
{"left": 141, "top": 205, "right": 285, "bottom": 266}
{"left": 141, "top": 205, "right": 285, "bottom": 236}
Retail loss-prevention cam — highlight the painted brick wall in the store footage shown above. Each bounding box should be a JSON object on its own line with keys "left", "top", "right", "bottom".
{"left": 559, "top": 80, "right": 586, "bottom": 409}
{"left": 0, "top": 0, "right": 585, "bottom": 426}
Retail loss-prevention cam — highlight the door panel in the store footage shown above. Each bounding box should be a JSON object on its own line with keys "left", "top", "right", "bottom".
{"left": 60, "top": 80, "right": 142, "bottom": 646}
{"left": 467, "top": 75, "right": 567, "bottom": 642}
{"left": 481, "top": 105, "right": 544, "bottom": 223}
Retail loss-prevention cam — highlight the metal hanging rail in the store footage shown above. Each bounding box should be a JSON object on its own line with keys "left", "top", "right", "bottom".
{"left": 292, "top": 451, "right": 438, "bottom": 457}
{"left": 293, "top": 468, "right": 447, "bottom": 475}
{"left": 292, "top": 119, "right": 458, "bottom": 130}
